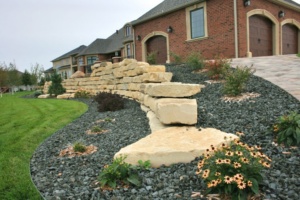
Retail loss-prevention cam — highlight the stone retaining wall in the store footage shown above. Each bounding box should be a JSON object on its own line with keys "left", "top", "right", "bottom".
{"left": 44, "top": 59, "right": 204, "bottom": 126}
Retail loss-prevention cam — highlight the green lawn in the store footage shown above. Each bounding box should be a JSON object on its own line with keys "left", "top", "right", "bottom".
{"left": 0, "top": 92, "right": 87, "bottom": 200}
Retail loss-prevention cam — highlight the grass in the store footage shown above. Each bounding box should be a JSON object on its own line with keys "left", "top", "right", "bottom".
{"left": 0, "top": 91, "right": 87, "bottom": 200}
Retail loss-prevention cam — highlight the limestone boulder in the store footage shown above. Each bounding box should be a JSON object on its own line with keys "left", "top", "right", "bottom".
{"left": 71, "top": 71, "right": 85, "bottom": 79}
{"left": 57, "top": 93, "right": 75, "bottom": 99}
{"left": 142, "top": 82, "right": 204, "bottom": 97}
{"left": 38, "top": 94, "right": 50, "bottom": 99}
{"left": 114, "top": 127, "right": 239, "bottom": 167}
{"left": 142, "top": 72, "right": 172, "bottom": 83}
{"left": 156, "top": 98, "right": 197, "bottom": 125}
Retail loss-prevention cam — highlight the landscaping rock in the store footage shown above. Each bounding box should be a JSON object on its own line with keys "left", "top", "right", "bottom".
{"left": 114, "top": 127, "right": 238, "bottom": 167}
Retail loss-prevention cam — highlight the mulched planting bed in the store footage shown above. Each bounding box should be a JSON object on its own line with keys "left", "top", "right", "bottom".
{"left": 31, "top": 64, "right": 300, "bottom": 200}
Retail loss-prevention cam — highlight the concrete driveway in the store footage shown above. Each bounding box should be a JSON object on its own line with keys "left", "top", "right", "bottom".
{"left": 231, "top": 55, "right": 300, "bottom": 101}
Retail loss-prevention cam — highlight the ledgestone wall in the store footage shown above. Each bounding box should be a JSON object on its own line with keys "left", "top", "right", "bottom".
{"left": 48, "top": 59, "right": 204, "bottom": 126}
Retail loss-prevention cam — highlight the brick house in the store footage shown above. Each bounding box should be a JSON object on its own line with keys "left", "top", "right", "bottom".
{"left": 132, "top": 0, "right": 300, "bottom": 64}
{"left": 51, "top": 26, "right": 135, "bottom": 76}
{"left": 51, "top": 45, "right": 86, "bottom": 79}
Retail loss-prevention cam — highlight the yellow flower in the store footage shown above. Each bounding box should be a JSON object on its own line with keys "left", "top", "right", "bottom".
{"left": 235, "top": 151, "right": 243, "bottom": 156}
{"left": 234, "top": 173, "right": 244, "bottom": 181}
{"left": 216, "top": 159, "right": 223, "bottom": 164}
{"left": 215, "top": 172, "right": 221, "bottom": 176}
{"left": 237, "top": 181, "right": 247, "bottom": 190}
{"left": 250, "top": 152, "right": 258, "bottom": 158}
{"left": 236, "top": 131, "right": 245, "bottom": 136}
{"left": 224, "top": 159, "right": 231, "bottom": 164}
{"left": 195, "top": 169, "right": 202, "bottom": 175}
{"left": 240, "top": 157, "right": 249, "bottom": 164}
{"left": 224, "top": 176, "right": 232, "bottom": 184}
{"left": 263, "top": 162, "right": 271, "bottom": 168}
{"left": 247, "top": 180, "right": 253, "bottom": 187}
{"left": 210, "top": 180, "right": 218, "bottom": 187}
{"left": 234, "top": 162, "right": 242, "bottom": 168}
{"left": 226, "top": 151, "right": 234, "bottom": 156}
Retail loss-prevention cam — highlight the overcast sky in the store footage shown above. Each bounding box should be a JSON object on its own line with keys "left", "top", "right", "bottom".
{"left": 1, "top": 0, "right": 300, "bottom": 73}
{"left": 0, "top": 0, "right": 164, "bottom": 72}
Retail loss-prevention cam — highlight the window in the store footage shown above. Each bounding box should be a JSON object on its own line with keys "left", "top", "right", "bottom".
{"left": 125, "top": 25, "right": 131, "bottom": 36}
{"left": 190, "top": 8, "right": 204, "bottom": 39}
{"left": 126, "top": 44, "right": 131, "bottom": 58}
{"left": 87, "top": 56, "right": 98, "bottom": 65}
{"left": 186, "top": 2, "right": 207, "bottom": 41}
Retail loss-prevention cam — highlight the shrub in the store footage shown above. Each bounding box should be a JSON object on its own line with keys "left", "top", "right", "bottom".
{"left": 185, "top": 52, "right": 205, "bottom": 70}
{"left": 48, "top": 71, "right": 66, "bottom": 96}
{"left": 205, "top": 56, "right": 231, "bottom": 80}
{"left": 98, "top": 156, "right": 141, "bottom": 189}
{"left": 170, "top": 52, "right": 183, "bottom": 64}
{"left": 73, "top": 142, "right": 87, "bottom": 153}
{"left": 223, "top": 66, "right": 255, "bottom": 96}
{"left": 297, "top": 53, "right": 300, "bottom": 58}
{"left": 74, "top": 89, "right": 92, "bottom": 98}
{"left": 94, "top": 92, "right": 124, "bottom": 112}
{"left": 147, "top": 51, "right": 157, "bottom": 64}
{"left": 33, "top": 91, "right": 42, "bottom": 98}
{"left": 196, "top": 139, "right": 271, "bottom": 200}
{"left": 273, "top": 111, "right": 300, "bottom": 147}
{"left": 91, "top": 126, "right": 103, "bottom": 133}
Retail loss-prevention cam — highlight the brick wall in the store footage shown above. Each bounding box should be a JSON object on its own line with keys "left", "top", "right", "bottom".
{"left": 134, "top": 0, "right": 300, "bottom": 61}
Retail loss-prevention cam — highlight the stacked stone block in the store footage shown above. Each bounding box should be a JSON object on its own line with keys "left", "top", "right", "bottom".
{"left": 58, "top": 59, "right": 204, "bottom": 126}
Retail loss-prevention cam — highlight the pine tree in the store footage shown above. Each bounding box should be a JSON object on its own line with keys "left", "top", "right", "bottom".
{"left": 48, "top": 71, "right": 66, "bottom": 96}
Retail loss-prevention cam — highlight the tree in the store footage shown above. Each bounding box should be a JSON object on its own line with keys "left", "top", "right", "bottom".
{"left": 6, "top": 62, "right": 21, "bottom": 94}
{"left": 48, "top": 71, "right": 66, "bottom": 96}
{"left": 0, "top": 63, "right": 8, "bottom": 88}
{"left": 30, "top": 63, "right": 44, "bottom": 85}
{"left": 22, "top": 69, "right": 32, "bottom": 86}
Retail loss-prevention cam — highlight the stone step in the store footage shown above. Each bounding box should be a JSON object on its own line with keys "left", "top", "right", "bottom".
{"left": 114, "top": 127, "right": 238, "bottom": 168}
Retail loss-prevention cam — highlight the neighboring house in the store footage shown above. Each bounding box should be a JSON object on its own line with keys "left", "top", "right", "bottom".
{"left": 51, "top": 45, "right": 87, "bottom": 79}
{"left": 76, "top": 26, "right": 134, "bottom": 74}
{"left": 132, "top": 0, "right": 300, "bottom": 64}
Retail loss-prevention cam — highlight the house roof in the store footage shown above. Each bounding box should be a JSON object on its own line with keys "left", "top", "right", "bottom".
{"left": 51, "top": 45, "right": 87, "bottom": 62}
{"left": 132, "top": 0, "right": 300, "bottom": 26}
{"left": 77, "top": 27, "right": 125, "bottom": 56}
{"left": 132, "top": 0, "right": 202, "bottom": 25}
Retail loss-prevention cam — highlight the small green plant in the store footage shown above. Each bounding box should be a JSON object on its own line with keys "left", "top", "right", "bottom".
{"left": 197, "top": 139, "right": 271, "bottom": 200}
{"left": 147, "top": 51, "right": 157, "bottom": 64}
{"left": 273, "top": 111, "right": 300, "bottom": 147}
{"left": 170, "top": 52, "right": 183, "bottom": 64}
{"left": 91, "top": 126, "right": 103, "bottom": 133}
{"left": 133, "top": 160, "right": 151, "bottom": 170}
{"left": 297, "top": 52, "right": 300, "bottom": 57}
{"left": 205, "top": 56, "right": 231, "bottom": 80}
{"left": 94, "top": 92, "right": 124, "bottom": 112}
{"left": 98, "top": 156, "right": 141, "bottom": 188}
{"left": 33, "top": 90, "right": 42, "bottom": 98}
{"left": 185, "top": 52, "right": 205, "bottom": 70}
{"left": 75, "top": 89, "right": 92, "bottom": 98}
{"left": 104, "top": 117, "right": 113, "bottom": 122}
{"left": 73, "top": 142, "right": 87, "bottom": 153}
{"left": 223, "top": 66, "right": 255, "bottom": 96}
{"left": 48, "top": 71, "right": 66, "bottom": 96}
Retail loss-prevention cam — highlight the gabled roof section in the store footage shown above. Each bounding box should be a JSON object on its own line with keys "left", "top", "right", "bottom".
{"left": 132, "top": 0, "right": 202, "bottom": 25}
{"left": 51, "top": 45, "right": 86, "bottom": 62}
{"left": 284, "top": 0, "right": 300, "bottom": 7}
{"left": 77, "top": 27, "right": 125, "bottom": 56}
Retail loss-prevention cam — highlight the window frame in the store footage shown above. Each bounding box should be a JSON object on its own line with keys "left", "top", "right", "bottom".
{"left": 186, "top": 2, "right": 208, "bottom": 41}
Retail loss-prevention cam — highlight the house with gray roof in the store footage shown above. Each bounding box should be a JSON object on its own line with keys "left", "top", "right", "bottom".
{"left": 51, "top": 45, "right": 87, "bottom": 79}
{"left": 132, "top": 0, "right": 300, "bottom": 63}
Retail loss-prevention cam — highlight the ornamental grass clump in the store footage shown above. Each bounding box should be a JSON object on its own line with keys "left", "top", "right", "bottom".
{"left": 73, "top": 142, "right": 87, "bottom": 153}
{"left": 196, "top": 139, "right": 271, "bottom": 200}
{"left": 186, "top": 52, "right": 205, "bottom": 70}
{"left": 273, "top": 111, "right": 300, "bottom": 147}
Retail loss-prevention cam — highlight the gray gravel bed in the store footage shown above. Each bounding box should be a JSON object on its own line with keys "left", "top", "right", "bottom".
{"left": 31, "top": 65, "right": 300, "bottom": 200}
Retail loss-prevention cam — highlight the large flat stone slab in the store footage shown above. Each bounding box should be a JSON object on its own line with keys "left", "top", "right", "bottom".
{"left": 114, "top": 127, "right": 238, "bottom": 168}
{"left": 142, "top": 82, "right": 204, "bottom": 97}
{"left": 156, "top": 98, "right": 197, "bottom": 125}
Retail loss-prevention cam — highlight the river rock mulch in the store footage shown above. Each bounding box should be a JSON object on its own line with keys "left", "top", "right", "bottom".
{"left": 31, "top": 65, "right": 300, "bottom": 200}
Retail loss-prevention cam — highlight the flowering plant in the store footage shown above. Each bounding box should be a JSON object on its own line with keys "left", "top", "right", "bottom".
{"left": 196, "top": 139, "right": 271, "bottom": 200}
